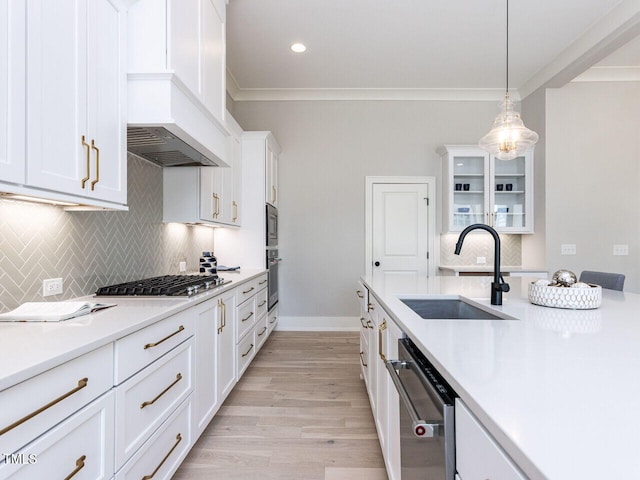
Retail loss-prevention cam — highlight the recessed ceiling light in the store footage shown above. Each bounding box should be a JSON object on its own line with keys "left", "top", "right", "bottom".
{"left": 290, "top": 43, "right": 307, "bottom": 53}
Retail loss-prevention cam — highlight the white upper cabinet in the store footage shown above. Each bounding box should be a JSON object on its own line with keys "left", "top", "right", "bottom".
{"left": 0, "top": 0, "right": 26, "bottom": 185}
{"left": 127, "top": 0, "right": 229, "bottom": 166}
{"left": 265, "top": 135, "right": 280, "bottom": 207}
{"left": 441, "top": 145, "right": 534, "bottom": 234}
{"left": 25, "top": 0, "right": 127, "bottom": 207}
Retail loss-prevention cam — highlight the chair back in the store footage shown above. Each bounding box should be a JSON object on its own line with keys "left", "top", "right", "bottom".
{"left": 579, "top": 271, "right": 625, "bottom": 291}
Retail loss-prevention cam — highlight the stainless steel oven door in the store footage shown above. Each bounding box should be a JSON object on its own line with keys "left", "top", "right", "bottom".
{"left": 267, "top": 249, "right": 279, "bottom": 310}
{"left": 266, "top": 204, "right": 278, "bottom": 247}
{"left": 387, "top": 339, "right": 456, "bottom": 480}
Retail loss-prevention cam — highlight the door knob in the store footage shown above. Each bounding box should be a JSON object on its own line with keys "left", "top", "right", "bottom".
{"left": 374, "top": 261, "right": 381, "bottom": 267}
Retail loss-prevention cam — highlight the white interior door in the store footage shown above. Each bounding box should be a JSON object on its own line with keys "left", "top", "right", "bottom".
{"left": 371, "top": 182, "right": 430, "bottom": 281}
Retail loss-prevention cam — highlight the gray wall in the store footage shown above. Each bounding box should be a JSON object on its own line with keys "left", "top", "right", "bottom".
{"left": 0, "top": 154, "right": 216, "bottom": 312}
{"left": 232, "top": 100, "right": 503, "bottom": 319}
{"left": 546, "top": 81, "right": 640, "bottom": 291}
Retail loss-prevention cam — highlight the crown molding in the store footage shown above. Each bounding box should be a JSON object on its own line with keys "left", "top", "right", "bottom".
{"left": 572, "top": 66, "right": 640, "bottom": 82}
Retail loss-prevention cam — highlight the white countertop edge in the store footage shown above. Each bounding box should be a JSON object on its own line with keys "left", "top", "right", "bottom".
{"left": 0, "top": 269, "right": 267, "bottom": 391}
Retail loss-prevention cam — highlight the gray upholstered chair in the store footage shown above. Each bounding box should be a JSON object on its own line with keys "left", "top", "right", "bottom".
{"left": 579, "top": 271, "right": 625, "bottom": 291}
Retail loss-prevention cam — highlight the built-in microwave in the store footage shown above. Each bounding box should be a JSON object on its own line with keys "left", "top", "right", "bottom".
{"left": 266, "top": 204, "right": 278, "bottom": 247}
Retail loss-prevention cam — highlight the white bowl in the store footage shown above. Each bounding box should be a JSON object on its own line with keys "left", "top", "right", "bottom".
{"left": 528, "top": 282, "right": 602, "bottom": 309}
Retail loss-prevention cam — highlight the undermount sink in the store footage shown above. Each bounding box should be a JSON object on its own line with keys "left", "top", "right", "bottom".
{"left": 400, "top": 298, "right": 507, "bottom": 320}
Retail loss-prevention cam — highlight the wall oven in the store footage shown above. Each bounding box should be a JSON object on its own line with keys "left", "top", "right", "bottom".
{"left": 386, "top": 337, "right": 457, "bottom": 480}
{"left": 266, "top": 249, "right": 280, "bottom": 310}
{"left": 266, "top": 204, "right": 278, "bottom": 247}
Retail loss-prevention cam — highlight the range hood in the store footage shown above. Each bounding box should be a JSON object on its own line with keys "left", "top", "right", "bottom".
{"left": 127, "top": 126, "right": 220, "bottom": 167}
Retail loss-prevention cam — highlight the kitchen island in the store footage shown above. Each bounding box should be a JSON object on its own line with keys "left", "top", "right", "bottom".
{"left": 361, "top": 273, "right": 639, "bottom": 479}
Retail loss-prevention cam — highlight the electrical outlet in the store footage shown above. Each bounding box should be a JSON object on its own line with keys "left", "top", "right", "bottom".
{"left": 561, "top": 244, "right": 576, "bottom": 255}
{"left": 43, "top": 277, "right": 63, "bottom": 297}
{"left": 613, "top": 244, "right": 629, "bottom": 256}
{"left": 179, "top": 261, "right": 187, "bottom": 272}
{"left": 476, "top": 256, "right": 487, "bottom": 265}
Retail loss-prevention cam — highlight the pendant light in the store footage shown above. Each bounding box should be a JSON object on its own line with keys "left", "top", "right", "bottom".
{"left": 479, "top": 0, "right": 538, "bottom": 160}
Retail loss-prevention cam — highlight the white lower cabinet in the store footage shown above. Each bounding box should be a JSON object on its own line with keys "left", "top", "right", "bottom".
{"left": 115, "top": 396, "right": 192, "bottom": 480}
{"left": 115, "top": 339, "right": 194, "bottom": 469}
{"left": 362, "top": 288, "right": 401, "bottom": 480}
{"left": 267, "top": 306, "right": 279, "bottom": 333}
{"left": 455, "top": 399, "right": 526, "bottom": 480}
{"left": 0, "top": 391, "right": 114, "bottom": 480}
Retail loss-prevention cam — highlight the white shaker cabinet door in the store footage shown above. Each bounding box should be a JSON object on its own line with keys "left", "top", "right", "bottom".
{"left": 0, "top": 0, "right": 26, "bottom": 185}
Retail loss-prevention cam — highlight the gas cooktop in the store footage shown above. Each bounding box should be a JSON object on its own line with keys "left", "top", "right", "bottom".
{"left": 95, "top": 274, "right": 229, "bottom": 297}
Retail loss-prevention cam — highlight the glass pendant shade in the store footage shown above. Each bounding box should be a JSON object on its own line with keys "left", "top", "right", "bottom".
{"left": 479, "top": 93, "right": 539, "bottom": 160}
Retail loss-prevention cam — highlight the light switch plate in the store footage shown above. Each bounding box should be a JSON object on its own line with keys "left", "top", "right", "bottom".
{"left": 561, "top": 244, "right": 577, "bottom": 255}
{"left": 43, "top": 277, "right": 63, "bottom": 297}
{"left": 476, "top": 257, "right": 487, "bottom": 264}
{"left": 613, "top": 244, "right": 629, "bottom": 256}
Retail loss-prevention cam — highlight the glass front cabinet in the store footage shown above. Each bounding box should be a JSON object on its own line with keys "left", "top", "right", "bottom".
{"left": 440, "top": 145, "right": 534, "bottom": 234}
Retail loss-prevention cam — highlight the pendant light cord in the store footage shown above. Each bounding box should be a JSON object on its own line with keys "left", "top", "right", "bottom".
{"left": 506, "top": 0, "right": 509, "bottom": 95}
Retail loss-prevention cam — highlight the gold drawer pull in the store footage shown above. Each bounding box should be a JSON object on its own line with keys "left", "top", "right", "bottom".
{"left": 356, "top": 290, "right": 364, "bottom": 299}
{"left": 378, "top": 319, "right": 387, "bottom": 362}
{"left": 241, "top": 311, "right": 254, "bottom": 322}
{"left": 232, "top": 200, "right": 238, "bottom": 222}
{"left": 258, "top": 279, "right": 267, "bottom": 285}
{"left": 142, "top": 433, "right": 182, "bottom": 480}
{"left": 269, "top": 316, "right": 276, "bottom": 324}
{"left": 64, "top": 455, "right": 87, "bottom": 480}
{"left": 359, "top": 351, "right": 367, "bottom": 368}
{"left": 0, "top": 378, "right": 88, "bottom": 436}
{"left": 258, "top": 326, "right": 267, "bottom": 337}
{"left": 258, "top": 300, "right": 267, "bottom": 308}
{"left": 144, "top": 325, "right": 185, "bottom": 350}
{"left": 367, "top": 319, "right": 373, "bottom": 329}
{"left": 367, "top": 303, "right": 374, "bottom": 312}
{"left": 359, "top": 317, "right": 368, "bottom": 329}
{"left": 140, "top": 373, "right": 183, "bottom": 409}
{"left": 242, "top": 286, "right": 255, "bottom": 295}
{"left": 90, "top": 139, "right": 100, "bottom": 190}
{"left": 81, "top": 135, "right": 90, "bottom": 188}
{"left": 241, "top": 344, "right": 254, "bottom": 357}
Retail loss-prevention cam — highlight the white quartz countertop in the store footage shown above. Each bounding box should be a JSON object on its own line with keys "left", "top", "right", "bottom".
{"left": 361, "top": 273, "right": 640, "bottom": 480}
{"left": 0, "top": 269, "right": 266, "bottom": 391}
{"left": 439, "top": 265, "right": 547, "bottom": 274}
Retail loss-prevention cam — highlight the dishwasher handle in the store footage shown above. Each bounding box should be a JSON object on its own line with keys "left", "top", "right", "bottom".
{"left": 385, "top": 360, "right": 444, "bottom": 438}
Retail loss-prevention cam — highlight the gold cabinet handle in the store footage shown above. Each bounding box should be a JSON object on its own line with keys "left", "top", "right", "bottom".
{"left": 212, "top": 193, "right": 220, "bottom": 218}
{"left": 367, "top": 319, "right": 373, "bottom": 329}
{"left": 241, "top": 311, "right": 254, "bottom": 323}
{"left": 232, "top": 200, "right": 238, "bottom": 222}
{"left": 217, "top": 299, "right": 226, "bottom": 334}
{"left": 81, "top": 135, "right": 90, "bottom": 188}
{"left": 144, "top": 325, "right": 185, "bottom": 350}
{"left": 242, "top": 286, "right": 255, "bottom": 295}
{"left": 259, "top": 279, "right": 267, "bottom": 285}
{"left": 241, "top": 344, "right": 254, "bottom": 357}
{"left": 142, "top": 433, "right": 182, "bottom": 480}
{"left": 258, "top": 300, "right": 267, "bottom": 308}
{"left": 140, "top": 373, "right": 182, "bottom": 409}
{"left": 272, "top": 185, "right": 277, "bottom": 204}
{"left": 64, "top": 455, "right": 87, "bottom": 480}
{"left": 258, "top": 326, "right": 267, "bottom": 337}
{"left": 359, "top": 351, "right": 368, "bottom": 368}
{"left": 367, "top": 302, "right": 374, "bottom": 312}
{"left": 359, "top": 317, "right": 368, "bottom": 329}
{"left": 269, "top": 315, "right": 276, "bottom": 324}
{"left": 378, "top": 320, "right": 387, "bottom": 362}
{"left": 0, "top": 377, "right": 88, "bottom": 436}
{"left": 90, "top": 139, "right": 100, "bottom": 190}
{"left": 356, "top": 290, "right": 364, "bottom": 299}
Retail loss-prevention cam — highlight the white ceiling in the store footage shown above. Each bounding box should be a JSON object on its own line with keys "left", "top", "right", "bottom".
{"left": 226, "top": 0, "right": 640, "bottom": 101}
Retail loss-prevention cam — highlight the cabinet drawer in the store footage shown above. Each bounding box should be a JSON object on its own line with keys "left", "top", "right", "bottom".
{"left": 114, "top": 309, "right": 194, "bottom": 384}
{"left": 115, "top": 339, "right": 193, "bottom": 469}
{"left": 0, "top": 344, "right": 113, "bottom": 456}
{"left": 236, "top": 274, "right": 267, "bottom": 306}
{"left": 0, "top": 391, "right": 114, "bottom": 480}
{"left": 455, "top": 399, "right": 526, "bottom": 480}
{"left": 236, "top": 329, "right": 255, "bottom": 378}
{"left": 256, "top": 287, "right": 268, "bottom": 318}
{"left": 236, "top": 297, "right": 256, "bottom": 341}
{"left": 255, "top": 315, "right": 269, "bottom": 351}
{"left": 116, "top": 396, "right": 192, "bottom": 480}
{"left": 267, "top": 306, "right": 278, "bottom": 333}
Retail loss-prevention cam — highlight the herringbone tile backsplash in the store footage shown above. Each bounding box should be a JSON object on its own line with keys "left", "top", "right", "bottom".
{"left": 440, "top": 233, "right": 521, "bottom": 266}
{"left": 0, "top": 154, "right": 215, "bottom": 312}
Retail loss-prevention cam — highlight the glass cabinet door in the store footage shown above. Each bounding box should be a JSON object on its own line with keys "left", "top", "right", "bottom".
{"left": 452, "top": 155, "right": 487, "bottom": 230}
{"left": 490, "top": 151, "right": 532, "bottom": 232}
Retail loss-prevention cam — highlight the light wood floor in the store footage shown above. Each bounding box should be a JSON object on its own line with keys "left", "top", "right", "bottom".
{"left": 173, "top": 331, "right": 388, "bottom": 480}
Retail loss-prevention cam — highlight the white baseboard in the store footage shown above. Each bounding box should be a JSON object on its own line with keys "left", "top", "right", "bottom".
{"left": 275, "top": 316, "right": 360, "bottom": 332}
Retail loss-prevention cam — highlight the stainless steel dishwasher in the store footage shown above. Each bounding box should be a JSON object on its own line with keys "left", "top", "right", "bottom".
{"left": 386, "top": 337, "right": 457, "bottom": 480}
